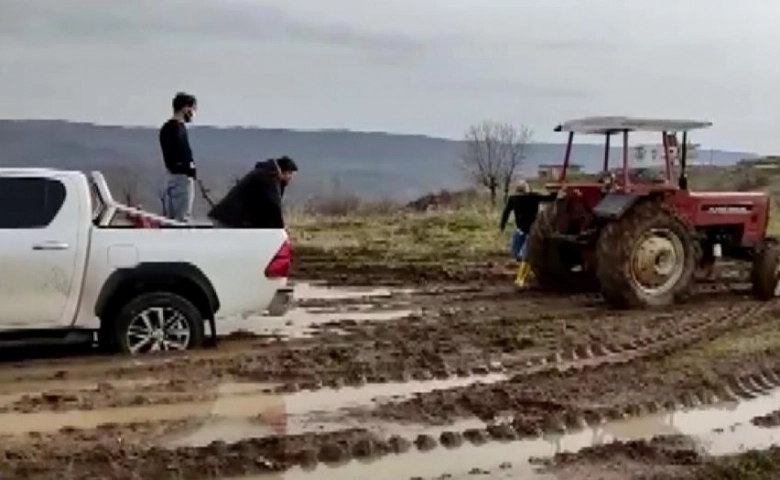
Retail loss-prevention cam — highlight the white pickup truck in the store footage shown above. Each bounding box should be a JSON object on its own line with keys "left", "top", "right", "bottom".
{"left": 0, "top": 168, "right": 293, "bottom": 355}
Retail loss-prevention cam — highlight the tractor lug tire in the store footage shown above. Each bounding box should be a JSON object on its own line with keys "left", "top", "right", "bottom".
{"left": 596, "top": 199, "right": 696, "bottom": 309}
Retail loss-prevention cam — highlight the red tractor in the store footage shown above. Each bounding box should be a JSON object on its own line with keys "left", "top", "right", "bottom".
{"left": 526, "top": 116, "right": 780, "bottom": 309}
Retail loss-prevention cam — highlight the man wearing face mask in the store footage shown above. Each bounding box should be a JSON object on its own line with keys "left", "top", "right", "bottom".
{"left": 159, "top": 92, "right": 198, "bottom": 222}
{"left": 208, "top": 156, "right": 299, "bottom": 228}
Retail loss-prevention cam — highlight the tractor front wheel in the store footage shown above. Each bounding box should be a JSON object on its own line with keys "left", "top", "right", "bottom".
{"left": 752, "top": 239, "right": 780, "bottom": 301}
{"left": 596, "top": 201, "right": 696, "bottom": 309}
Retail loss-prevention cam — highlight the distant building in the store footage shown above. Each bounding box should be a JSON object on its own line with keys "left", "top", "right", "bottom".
{"left": 632, "top": 141, "right": 702, "bottom": 166}
{"left": 538, "top": 164, "right": 582, "bottom": 179}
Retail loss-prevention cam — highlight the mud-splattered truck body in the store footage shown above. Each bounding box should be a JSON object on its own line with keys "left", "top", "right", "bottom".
{"left": 0, "top": 168, "right": 293, "bottom": 354}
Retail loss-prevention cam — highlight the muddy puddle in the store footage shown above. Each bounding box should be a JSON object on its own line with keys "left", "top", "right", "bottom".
{"left": 225, "top": 386, "right": 780, "bottom": 480}
{"left": 163, "top": 374, "right": 507, "bottom": 448}
{"left": 229, "top": 442, "right": 559, "bottom": 480}
{"left": 0, "top": 374, "right": 507, "bottom": 437}
{"left": 291, "top": 282, "right": 411, "bottom": 301}
{"left": 214, "top": 282, "right": 416, "bottom": 338}
{"left": 216, "top": 308, "right": 415, "bottom": 338}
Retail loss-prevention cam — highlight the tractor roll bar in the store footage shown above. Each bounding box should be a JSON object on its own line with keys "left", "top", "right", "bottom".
{"left": 555, "top": 116, "right": 712, "bottom": 185}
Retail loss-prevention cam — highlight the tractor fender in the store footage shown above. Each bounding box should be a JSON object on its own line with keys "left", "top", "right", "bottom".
{"left": 592, "top": 192, "right": 644, "bottom": 221}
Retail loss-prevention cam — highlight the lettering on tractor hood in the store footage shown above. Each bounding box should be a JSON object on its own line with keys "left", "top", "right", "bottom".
{"left": 701, "top": 205, "right": 753, "bottom": 214}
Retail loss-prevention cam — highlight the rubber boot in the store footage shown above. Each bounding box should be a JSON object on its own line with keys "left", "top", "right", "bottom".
{"left": 515, "top": 261, "right": 531, "bottom": 288}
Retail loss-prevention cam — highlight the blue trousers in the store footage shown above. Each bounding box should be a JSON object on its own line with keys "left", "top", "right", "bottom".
{"left": 511, "top": 229, "right": 527, "bottom": 261}
{"left": 163, "top": 174, "right": 194, "bottom": 222}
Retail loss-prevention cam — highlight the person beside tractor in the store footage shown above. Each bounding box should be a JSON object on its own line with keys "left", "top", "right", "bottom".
{"left": 500, "top": 181, "right": 556, "bottom": 288}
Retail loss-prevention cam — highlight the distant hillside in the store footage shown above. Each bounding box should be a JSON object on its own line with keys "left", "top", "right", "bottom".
{"left": 0, "top": 120, "right": 757, "bottom": 215}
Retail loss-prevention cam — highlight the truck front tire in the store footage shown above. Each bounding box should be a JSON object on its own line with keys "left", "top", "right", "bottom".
{"left": 107, "top": 292, "right": 205, "bottom": 355}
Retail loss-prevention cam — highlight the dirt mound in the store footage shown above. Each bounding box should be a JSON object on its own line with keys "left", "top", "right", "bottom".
{"left": 553, "top": 436, "right": 703, "bottom": 466}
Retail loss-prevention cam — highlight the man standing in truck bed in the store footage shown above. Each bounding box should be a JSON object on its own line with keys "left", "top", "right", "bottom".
{"left": 159, "top": 92, "right": 198, "bottom": 222}
{"left": 500, "top": 181, "right": 555, "bottom": 288}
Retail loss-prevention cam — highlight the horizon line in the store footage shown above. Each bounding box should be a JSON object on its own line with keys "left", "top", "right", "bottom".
{"left": 0, "top": 117, "right": 758, "bottom": 154}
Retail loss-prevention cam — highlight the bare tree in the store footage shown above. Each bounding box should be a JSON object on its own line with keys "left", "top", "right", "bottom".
{"left": 460, "top": 121, "right": 533, "bottom": 205}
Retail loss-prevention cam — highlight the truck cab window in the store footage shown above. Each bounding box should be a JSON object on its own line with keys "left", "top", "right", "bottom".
{"left": 0, "top": 177, "right": 67, "bottom": 228}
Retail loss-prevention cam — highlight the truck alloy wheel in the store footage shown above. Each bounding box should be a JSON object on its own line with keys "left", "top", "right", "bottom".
{"left": 126, "top": 306, "right": 191, "bottom": 353}
{"left": 112, "top": 292, "right": 205, "bottom": 355}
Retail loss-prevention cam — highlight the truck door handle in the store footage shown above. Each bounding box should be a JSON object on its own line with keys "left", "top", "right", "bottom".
{"left": 32, "top": 242, "right": 69, "bottom": 251}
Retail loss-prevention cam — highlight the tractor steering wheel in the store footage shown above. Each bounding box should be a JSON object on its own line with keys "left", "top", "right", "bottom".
{"left": 599, "top": 172, "right": 616, "bottom": 193}
{"left": 564, "top": 188, "right": 595, "bottom": 232}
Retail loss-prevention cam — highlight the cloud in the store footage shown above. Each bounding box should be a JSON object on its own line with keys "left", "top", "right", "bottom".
{"left": 0, "top": 0, "right": 778, "bottom": 152}
{"left": 0, "top": 0, "right": 430, "bottom": 54}
{"left": 533, "top": 39, "right": 615, "bottom": 52}
{"left": 438, "top": 77, "right": 592, "bottom": 100}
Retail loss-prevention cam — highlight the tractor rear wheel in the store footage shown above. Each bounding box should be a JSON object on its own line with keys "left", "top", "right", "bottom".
{"left": 526, "top": 201, "right": 577, "bottom": 291}
{"left": 751, "top": 239, "right": 780, "bottom": 300}
{"left": 596, "top": 200, "right": 696, "bottom": 309}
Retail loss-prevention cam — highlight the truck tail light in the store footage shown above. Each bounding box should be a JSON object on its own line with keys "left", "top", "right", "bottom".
{"left": 265, "top": 240, "right": 292, "bottom": 278}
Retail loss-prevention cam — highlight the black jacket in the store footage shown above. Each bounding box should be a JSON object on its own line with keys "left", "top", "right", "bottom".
{"left": 500, "top": 192, "right": 556, "bottom": 232}
{"left": 208, "top": 160, "right": 286, "bottom": 228}
{"left": 159, "top": 119, "right": 196, "bottom": 178}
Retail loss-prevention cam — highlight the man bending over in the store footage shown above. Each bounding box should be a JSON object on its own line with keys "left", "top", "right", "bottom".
{"left": 208, "top": 156, "right": 298, "bottom": 228}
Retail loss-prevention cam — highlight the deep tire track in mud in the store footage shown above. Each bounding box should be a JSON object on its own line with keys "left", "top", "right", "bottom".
{"left": 0, "top": 285, "right": 757, "bottom": 415}
{"left": 368, "top": 299, "right": 780, "bottom": 427}
{"left": 6, "top": 365, "right": 780, "bottom": 480}
{"left": 0, "top": 283, "right": 758, "bottom": 412}
{"left": 2, "top": 277, "right": 779, "bottom": 480}
{"left": 0, "top": 427, "right": 385, "bottom": 480}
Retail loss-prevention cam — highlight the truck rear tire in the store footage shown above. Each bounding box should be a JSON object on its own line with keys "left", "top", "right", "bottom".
{"left": 109, "top": 292, "right": 205, "bottom": 355}
{"left": 752, "top": 239, "right": 780, "bottom": 301}
{"left": 596, "top": 200, "right": 696, "bottom": 309}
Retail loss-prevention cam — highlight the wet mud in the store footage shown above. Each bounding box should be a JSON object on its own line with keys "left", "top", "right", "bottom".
{"left": 0, "top": 266, "right": 779, "bottom": 480}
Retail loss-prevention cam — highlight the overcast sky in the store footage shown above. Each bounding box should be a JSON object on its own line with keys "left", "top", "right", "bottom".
{"left": 1, "top": 0, "right": 779, "bottom": 152}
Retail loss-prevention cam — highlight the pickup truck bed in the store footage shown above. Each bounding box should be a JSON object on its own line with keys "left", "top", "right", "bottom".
{"left": 0, "top": 168, "right": 293, "bottom": 355}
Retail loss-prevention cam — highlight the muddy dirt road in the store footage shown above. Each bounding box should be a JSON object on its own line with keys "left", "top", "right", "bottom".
{"left": 3, "top": 261, "right": 780, "bottom": 480}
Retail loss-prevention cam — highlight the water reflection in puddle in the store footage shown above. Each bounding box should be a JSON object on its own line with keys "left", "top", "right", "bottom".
{"left": 216, "top": 308, "right": 415, "bottom": 338}
{"left": 215, "top": 282, "right": 416, "bottom": 338}
{"left": 227, "top": 388, "right": 780, "bottom": 480}
{"left": 291, "top": 282, "right": 408, "bottom": 301}
{"left": 0, "top": 374, "right": 508, "bottom": 437}
{"left": 163, "top": 374, "right": 508, "bottom": 448}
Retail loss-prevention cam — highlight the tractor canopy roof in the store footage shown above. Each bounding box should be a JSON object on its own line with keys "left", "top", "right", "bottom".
{"left": 554, "top": 116, "right": 713, "bottom": 135}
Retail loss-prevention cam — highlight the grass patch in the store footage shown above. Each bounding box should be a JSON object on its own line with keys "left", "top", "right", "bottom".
{"left": 288, "top": 200, "right": 510, "bottom": 262}
{"left": 701, "top": 329, "right": 780, "bottom": 357}
{"left": 289, "top": 164, "right": 780, "bottom": 264}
